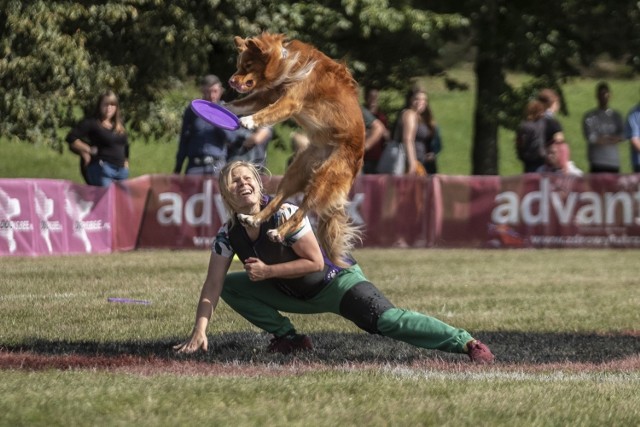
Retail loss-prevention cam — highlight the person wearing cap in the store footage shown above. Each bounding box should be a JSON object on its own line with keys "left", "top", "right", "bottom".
{"left": 174, "top": 75, "right": 233, "bottom": 176}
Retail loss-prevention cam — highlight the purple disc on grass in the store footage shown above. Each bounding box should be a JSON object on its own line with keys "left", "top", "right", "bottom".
{"left": 190, "top": 99, "right": 240, "bottom": 130}
{"left": 107, "top": 297, "right": 151, "bottom": 305}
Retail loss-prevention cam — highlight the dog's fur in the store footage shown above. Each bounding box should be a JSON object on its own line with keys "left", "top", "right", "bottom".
{"left": 226, "top": 32, "right": 364, "bottom": 267}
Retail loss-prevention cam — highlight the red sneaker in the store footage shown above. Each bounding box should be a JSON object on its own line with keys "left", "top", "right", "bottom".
{"left": 267, "top": 333, "right": 313, "bottom": 354}
{"left": 467, "top": 340, "right": 495, "bottom": 364}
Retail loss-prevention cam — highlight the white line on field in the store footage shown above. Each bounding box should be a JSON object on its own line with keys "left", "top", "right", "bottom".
{"left": 0, "top": 292, "right": 91, "bottom": 301}
{"left": 384, "top": 367, "right": 640, "bottom": 382}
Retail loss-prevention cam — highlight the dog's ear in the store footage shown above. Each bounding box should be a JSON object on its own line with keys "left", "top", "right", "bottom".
{"left": 234, "top": 36, "right": 247, "bottom": 52}
{"left": 246, "top": 37, "right": 267, "bottom": 55}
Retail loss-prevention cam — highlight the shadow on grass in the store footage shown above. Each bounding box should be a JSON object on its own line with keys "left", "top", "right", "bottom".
{"left": 2, "top": 330, "right": 639, "bottom": 365}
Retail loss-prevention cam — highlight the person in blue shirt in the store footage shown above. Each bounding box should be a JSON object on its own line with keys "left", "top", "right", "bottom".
{"left": 625, "top": 98, "right": 640, "bottom": 173}
{"left": 174, "top": 75, "right": 233, "bottom": 176}
{"left": 175, "top": 74, "right": 273, "bottom": 175}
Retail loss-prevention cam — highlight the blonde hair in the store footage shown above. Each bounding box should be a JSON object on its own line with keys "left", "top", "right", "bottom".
{"left": 218, "top": 160, "right": 265, "bottom": 225}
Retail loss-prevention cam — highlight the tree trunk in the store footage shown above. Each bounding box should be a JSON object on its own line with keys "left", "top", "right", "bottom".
{"left": 471, "top": 1, "right": 506, "bottom": 175}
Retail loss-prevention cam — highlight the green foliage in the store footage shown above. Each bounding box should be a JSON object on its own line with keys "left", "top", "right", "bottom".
{"left": 1, "top": 0, "right": 639, "bottom": 175}
{"left": 0, "top": 0, "right": 466, "bottom": 148}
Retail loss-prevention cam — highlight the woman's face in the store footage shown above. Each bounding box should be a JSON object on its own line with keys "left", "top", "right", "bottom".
{"left": 411, "top": 92, "right": 427, "bottom": 113}
{"left": 100, "top": 98, "right": 117, "bottom": 121}
{"left": 228, "top": 166, "right": 261, "bottom": 212}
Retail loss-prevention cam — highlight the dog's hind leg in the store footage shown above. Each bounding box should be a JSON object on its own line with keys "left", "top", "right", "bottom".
{"left": 275, "top": 147, "right": 361, "bottom": 266}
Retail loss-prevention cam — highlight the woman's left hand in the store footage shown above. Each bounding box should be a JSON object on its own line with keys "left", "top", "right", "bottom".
{"left": 244, "top": 257, "right": 271, "bottom": 281}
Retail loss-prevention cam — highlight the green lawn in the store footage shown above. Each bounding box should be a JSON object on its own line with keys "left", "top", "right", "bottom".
{"left": 1, "top": 249, "right": 639, "bottom": 426}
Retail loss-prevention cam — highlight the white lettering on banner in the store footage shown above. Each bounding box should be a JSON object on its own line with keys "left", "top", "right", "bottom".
{"left": 157, "top": 193, "right": 182, "bottom": 225}
{"left": 156, "top": 183, "right": 364, "bottom": 228}
{"left": 157, "top": 180, "right": 227, "bottom": 226}
{"left": 64, "top": 188, "right": 111, "bottom": 253}
{"left": 492, "top": 177, "right": 640, "bottom": 226}
{"left": 0, "top": 188, "right": 26, "bottom": 253}
{"left": 34, "top": 185, "right": 58, "bottom": 253}
{"left": 185, "top": 180, "right": 212, "bottom": 225}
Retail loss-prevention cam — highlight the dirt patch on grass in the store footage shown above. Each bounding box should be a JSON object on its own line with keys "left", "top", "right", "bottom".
{"left": 2, "top": 330, "right": 639, "bottom": 376}
{"left": 2, "top": 350, "right": 639, "bottom": 377}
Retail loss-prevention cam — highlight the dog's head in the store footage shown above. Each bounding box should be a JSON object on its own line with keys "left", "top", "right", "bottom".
{"left": 228, "top": 32, "right": 289, "bottom": 93}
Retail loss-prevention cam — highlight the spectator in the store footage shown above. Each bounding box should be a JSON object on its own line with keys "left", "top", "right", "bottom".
{"left": 66, "top": 90, "right": 129, "bottom": 187}
{"left": 537, "top": 88, "right": 565, "bottom": 145}
{"left": 226, "top": 126, "right": 273, "bottom": 171}
{"left": 515, "top": 100, "right": 547, "bottom": 173}
{"left": 391, "top": 86, "right": 441, "bottom": 175}
{"left": 174, "top": 74, "right": 231, "bottom": 176}
{"left": 625, "top": 97, "right": 640, "bottom": 173}
{"left": 361, "top": 106, "right": 388, "bottom": 174}
{"left": 173, "top": 160, "right": 494, "bottom": 364}
{"left": 362, "top": 87, "right": 390, "bottom": 174}
{"left": 286, "top": 131, "right": 310, "bottom": 169}
{"left": 582, "top": 82, "right": 625, "bottom": 173}
{"left": 536, "top": 142, "right": 583, "bottom": 177}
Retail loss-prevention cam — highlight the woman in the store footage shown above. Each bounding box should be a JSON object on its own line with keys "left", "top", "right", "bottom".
{"left": 515, "top": 99, "right": 547, "bottom": 173}
{"left": 174, "top": 161, "right": 494, "bottom": 363}
{"left": 66, "top": 90, "right": 129, "bottom": 186}
{"left": 537, "top": 88, "right": 565, "bottom": 145}
{"left": 394, "top": 87, "right": 442, "bottom": 175}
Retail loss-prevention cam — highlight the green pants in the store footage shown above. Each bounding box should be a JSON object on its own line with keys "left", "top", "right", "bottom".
{"left": 220, "top": 264, "right": 473, "bottom": 354}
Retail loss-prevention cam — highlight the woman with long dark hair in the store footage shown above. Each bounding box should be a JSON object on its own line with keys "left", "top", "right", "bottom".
{"left": 393, "top": 86, "right": 442, "bottom": 175}
{"left": 66, "top": 90, "right": 129, "bottom": 186}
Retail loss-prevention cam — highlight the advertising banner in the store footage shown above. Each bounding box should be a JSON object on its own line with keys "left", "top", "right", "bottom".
{"left": 437, "top": 174, "right": 640, "bottom": 248}
{"left": 0, "top": 179, "right": 113, "bottom": 256}
{"left": 3, "top": 173, "right": 640, "bottom": 256}
{"left": 136, "top": 175, "right": 227, "bottom": 250}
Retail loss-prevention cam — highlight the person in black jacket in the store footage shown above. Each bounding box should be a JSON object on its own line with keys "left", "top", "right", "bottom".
{"left": 66, "top": 90, "right": 129, "bottom": 186}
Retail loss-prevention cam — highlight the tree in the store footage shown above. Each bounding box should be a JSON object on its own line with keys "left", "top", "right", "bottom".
{"left": 2, "top": 0, "right": 638, "bottom": 177}
{"left": 0, "top": 0, "right": 464, "bottom": 148}
{"left": 417, "top": 0, "right": 640, "bottom": 174}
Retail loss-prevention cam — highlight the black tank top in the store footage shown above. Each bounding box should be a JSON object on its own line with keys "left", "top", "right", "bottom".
{"left": 227, "top": 213, "right": 334, "bottom": 299}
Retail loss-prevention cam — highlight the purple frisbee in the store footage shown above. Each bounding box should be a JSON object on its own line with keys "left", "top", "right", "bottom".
{"left": 108, "top": 297, "right": 151, "bottom": 305}
{"left": 190, "top": 99, "right": 240, "bottom": 130}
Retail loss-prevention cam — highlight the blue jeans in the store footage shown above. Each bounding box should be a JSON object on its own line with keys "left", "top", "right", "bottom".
{"left": 87, "top": 160, "right": 129, "bottom": 187}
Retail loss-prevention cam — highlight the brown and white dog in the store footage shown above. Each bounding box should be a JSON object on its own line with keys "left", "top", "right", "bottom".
{"left": 226, "top": 32, "right": 365, "bottom": 267}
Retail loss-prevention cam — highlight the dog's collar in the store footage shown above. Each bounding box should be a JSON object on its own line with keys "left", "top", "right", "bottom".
{"left": 281, "top": 48, "right": 288, "bottom": 59}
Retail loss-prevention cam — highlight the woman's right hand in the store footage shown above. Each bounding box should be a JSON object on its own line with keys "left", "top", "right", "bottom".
{"left": 173, "top": 329, "right": 208, "bottom": 353}
{"left": 81, "top": 152, "right": 92, "bottom": 166}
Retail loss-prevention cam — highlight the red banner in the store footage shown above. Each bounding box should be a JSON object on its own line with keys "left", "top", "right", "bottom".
{"left": 437, "top": 174, "right": 640, "bottom": 248}
{"left": 136, "top": 175, "right": 227, "bottom": 250}
{"left": 3, "top": 173, "right": 640, "bottom": 256}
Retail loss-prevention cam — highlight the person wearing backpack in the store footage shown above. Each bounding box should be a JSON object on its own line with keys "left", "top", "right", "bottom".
{"left": 515, "top": 100, "right": 547, "bottom": 173}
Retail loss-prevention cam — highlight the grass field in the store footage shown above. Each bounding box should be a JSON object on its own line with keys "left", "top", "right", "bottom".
{"left": 2, "top": 249, "right": 639, "bottom": 426}
{"left": 1, "top": 72, "right": 638, "bottom": 182}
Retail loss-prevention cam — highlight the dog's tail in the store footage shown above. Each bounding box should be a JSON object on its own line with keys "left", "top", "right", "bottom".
{"left": 316, "top": 206, "right": 362, "bottom": 268}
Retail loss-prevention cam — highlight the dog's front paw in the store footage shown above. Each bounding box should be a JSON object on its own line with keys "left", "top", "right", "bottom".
{"left": 237, "top": 213, "right": 260, "bottom": 227}
{"left": 239, "top": 115, "right": 257, "bottom": 130}
{"left": 267, "top": 229, "right": 284, "bottom": 243}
